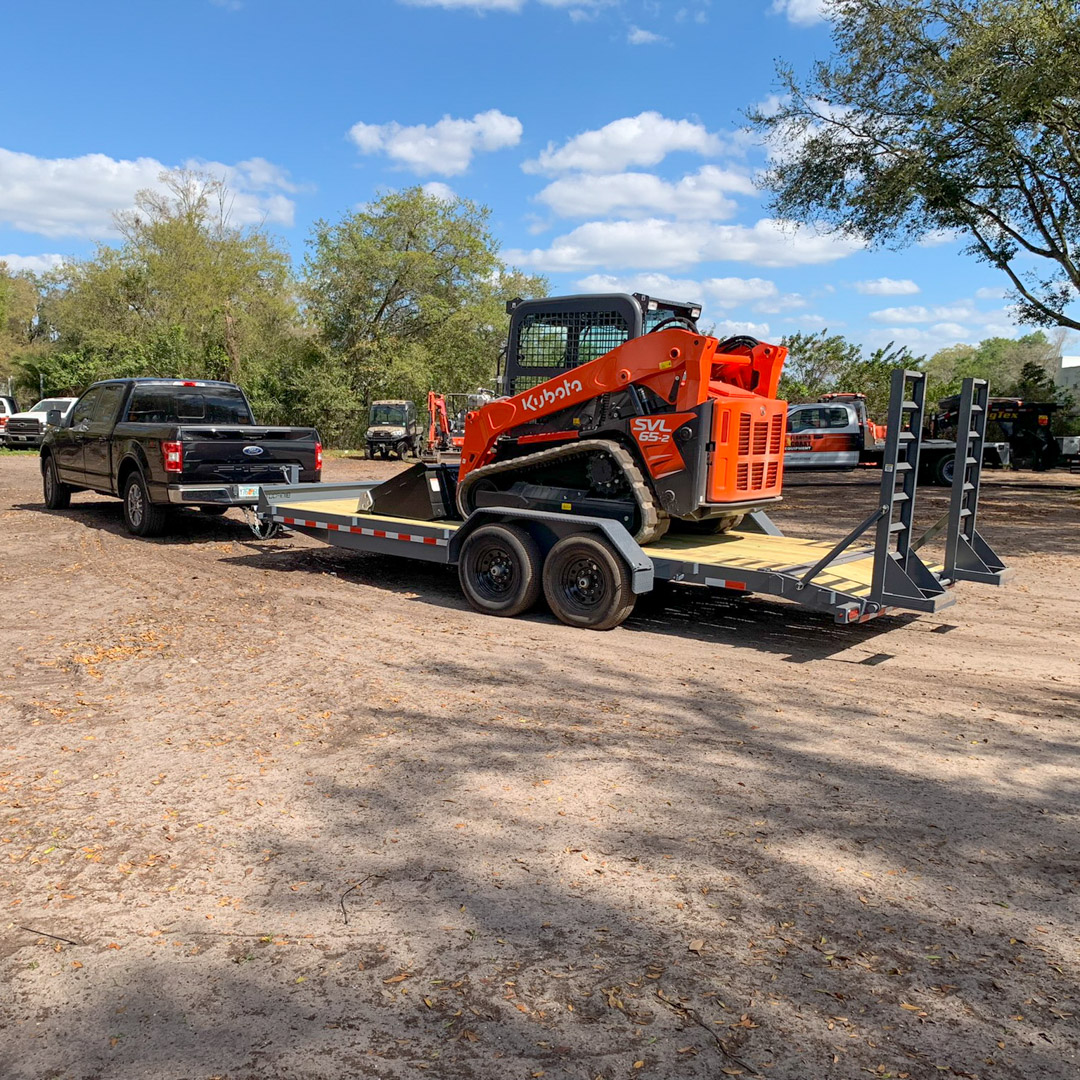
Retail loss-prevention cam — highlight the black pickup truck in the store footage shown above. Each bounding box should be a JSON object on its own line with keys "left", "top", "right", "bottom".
{"left": 40, "top": 378, "right": 321, "bottom": 536}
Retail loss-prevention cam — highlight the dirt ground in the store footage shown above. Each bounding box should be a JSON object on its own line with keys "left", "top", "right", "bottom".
{"left": 1, "top": 450, "right": 1078, "bottom": 1080}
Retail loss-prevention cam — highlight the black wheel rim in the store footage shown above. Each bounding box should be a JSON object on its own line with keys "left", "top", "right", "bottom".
{"left": 127, "top": 482, "right": 144, "bottom": 527}
{"left": 473, "top": 543, "right": 517, "bottom": 601}
{"left": 557, "top": 555, "right": 608, "bottom": 613}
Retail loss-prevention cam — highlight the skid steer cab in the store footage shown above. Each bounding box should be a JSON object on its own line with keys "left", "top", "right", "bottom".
{"left": 365, "top": 399, "right": 421, "bottom": 460}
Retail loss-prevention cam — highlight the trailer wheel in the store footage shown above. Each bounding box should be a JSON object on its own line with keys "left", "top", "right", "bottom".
{"left": 543, "top": 535, "right": 635, "bottom": 631}
{"left": 459, "top": 524, "right": 543, "bottom": 618}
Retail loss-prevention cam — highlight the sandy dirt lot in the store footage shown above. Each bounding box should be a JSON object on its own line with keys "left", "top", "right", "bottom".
{"left": 1, "top": 451, "right": 1078, "bottom": 1080}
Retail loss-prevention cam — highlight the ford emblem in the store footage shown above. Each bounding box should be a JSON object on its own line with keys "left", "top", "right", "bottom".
{"left": 243, "top": 445, "right": 265, "bottom": 457}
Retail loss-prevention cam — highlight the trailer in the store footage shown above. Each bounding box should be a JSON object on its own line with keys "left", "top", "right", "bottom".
{"left": 255, "top": 373, "right": 1010, "bottom": 631}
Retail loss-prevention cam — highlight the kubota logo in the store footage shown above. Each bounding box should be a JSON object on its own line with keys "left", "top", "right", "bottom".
{"left": 631, "top": 417, "right": 676, "bottom": 444}
{"left": 520, "top": 376, "right": 583, "bottom": 413}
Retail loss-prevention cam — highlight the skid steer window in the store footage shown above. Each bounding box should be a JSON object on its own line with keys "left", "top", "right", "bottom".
{"left": 518, "top": 320, "right": 569, "bottom": 367}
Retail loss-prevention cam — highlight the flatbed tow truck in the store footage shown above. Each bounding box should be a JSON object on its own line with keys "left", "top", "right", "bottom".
{"left": 255, "top": 370, "right": 1010, "bottom": 630}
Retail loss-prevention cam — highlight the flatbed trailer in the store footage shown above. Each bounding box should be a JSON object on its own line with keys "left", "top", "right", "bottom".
{"left": 255, "top": 373, "right": 1011, "bottom": 630}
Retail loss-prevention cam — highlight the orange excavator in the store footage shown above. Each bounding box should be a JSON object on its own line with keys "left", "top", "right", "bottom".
{"left": 365, "top": 293, "right": 787, "bottom": 541}
{"left": 426, "top": 389, "right": 495, "bottom": 455}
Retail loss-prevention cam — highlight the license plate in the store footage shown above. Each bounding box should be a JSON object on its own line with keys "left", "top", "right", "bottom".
{"left": 238, "top": 485, "right": 260, "bottom": 499}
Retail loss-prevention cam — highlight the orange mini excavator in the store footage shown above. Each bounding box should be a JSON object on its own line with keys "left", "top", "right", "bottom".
{"left": 364, "top": 292, "right": 787, "bottom": 542}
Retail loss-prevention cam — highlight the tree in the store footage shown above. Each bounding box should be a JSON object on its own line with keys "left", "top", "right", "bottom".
{"left": 924, "top": 330, "right": 1061, "bottom": 400}
{"left": 779, "top": 330, "right": 923, "bottom": 419}
{"left": 0, "top": 262, "right": 46, "bottom": 385}
{"left": 32, "top": 170, "right": 302, "bottom": 395}
{"left": 750, "top": 0, "right": 1080, "bottom": 330}
{"left": 303, "top": 187, "right": 546, "bottom": 441}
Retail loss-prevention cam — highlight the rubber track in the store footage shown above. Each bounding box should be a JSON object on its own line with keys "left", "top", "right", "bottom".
{"left": 457, "top": 438, "right": 670, "bottom": 544}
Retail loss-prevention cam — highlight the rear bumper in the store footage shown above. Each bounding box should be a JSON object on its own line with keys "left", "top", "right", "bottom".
{"left": 166, "top": 469, "right": 316, "bottom": 506}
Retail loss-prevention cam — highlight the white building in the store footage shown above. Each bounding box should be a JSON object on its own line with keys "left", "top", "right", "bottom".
{"left": 1057, "top": 356, "right": 1080, "bottom": 393}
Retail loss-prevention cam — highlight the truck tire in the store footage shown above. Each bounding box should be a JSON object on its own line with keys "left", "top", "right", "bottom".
{"left": 933, "top": 453, "right": 956, "bottom": 487}
{"left": 122, "top": 471, "right": 169, "bottom": 537}
{"left": 542, "top": 534, "right": 636, "bottom": 631}
{"left": 458, "top": 524, "right": 543, "bottom": 618}
{"left": 42, "top": 456, "right": 72, "bottom": 509}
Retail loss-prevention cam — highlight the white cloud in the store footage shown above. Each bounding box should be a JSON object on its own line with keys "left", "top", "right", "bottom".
{"left": 576, "top": 272, "right": 782, "bottom": 310}
{"left": 866, "top": 323, "right": 973, "bottom": 352}
{"left": 853, "top": 277, "right": 919, "bottom": 296}
{"left": 713, "top": 318, "right": 773, "bottom": 339}
{"left": 535, "top": 165, "right": 754, "bottom": 220}
{"left": 0, "top": 148, "right": 298, "bottom": 239}
{"left": 917, "top": 228, "right": 957, "bottom": 247}
{"left": 0, "top": 253, "right": 64, "bottom": 274}
{"left": 506, "top": 217, "right": 864, "bottom": 271}
{"left": 628, "top": 25, "right": 665, "bottom": 44}
{"left": 771, "top": 0, "right": 830, "bottom": 25}
{"left": 421, "top": 181, "right": 456, "bottom": 202}
{"left": 870, "top": 303, "right": 975, "bottom": 324}
{"left": 524, "top": 112, "right": 724, "bottom": 174}
{"left": 348, "top": 109, "right": 522, "bottom": 176}
{"left": 975, "top": 285, "right": 1006, "bottom": 300}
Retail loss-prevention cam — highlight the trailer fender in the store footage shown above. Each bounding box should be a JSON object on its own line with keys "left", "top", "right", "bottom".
{"left": 449, "top": 507, "right": 654, "bottom": 594}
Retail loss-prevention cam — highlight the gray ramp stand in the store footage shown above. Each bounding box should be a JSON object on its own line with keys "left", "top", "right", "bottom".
{"left": 870, "top": 370, "right": 954, "bottom": 613}
{"left": 944, "top": 378, "right": 1011, "bottom": 585}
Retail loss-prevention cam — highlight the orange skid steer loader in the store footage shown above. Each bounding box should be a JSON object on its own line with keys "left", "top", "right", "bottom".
{"left": 363, "top": 292, "right": 788, "bottom": 542}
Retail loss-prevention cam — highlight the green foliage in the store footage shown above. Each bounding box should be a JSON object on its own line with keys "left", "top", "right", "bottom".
{"left": 304, "top": 187, "right": 547, "bottom": 436}
{"left": 924, "top": 331, "right": 1063, "bottom": 400}
{"left": 35, "top": 171, "right": 301, "bottom": 392}
{"left": 779, "top": 330, "right": 924, "bottom": 419}
{"left": 750, "top": 0, "right": 1080, "bottom": 331}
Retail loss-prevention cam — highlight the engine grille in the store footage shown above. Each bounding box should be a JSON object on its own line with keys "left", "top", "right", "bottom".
{"left": 6, "top": 418, "right": 42, "bottom": 436}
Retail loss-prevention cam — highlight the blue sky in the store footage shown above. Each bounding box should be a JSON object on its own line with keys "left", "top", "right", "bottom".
{"left": 0, "top": 0, "right": 1046, "bottom": 356}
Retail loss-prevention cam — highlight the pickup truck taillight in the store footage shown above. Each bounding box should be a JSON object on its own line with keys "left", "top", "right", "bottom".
{"left": 162, "top": 440, "right": 183, "bottom": 473}
{"left": 315, "top": 440, "right": 323, "bottom": 472}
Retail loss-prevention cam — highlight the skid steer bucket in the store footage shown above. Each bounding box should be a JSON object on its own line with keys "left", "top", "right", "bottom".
{"left": 358, "top": 462, "right": 459, "bottom": 520}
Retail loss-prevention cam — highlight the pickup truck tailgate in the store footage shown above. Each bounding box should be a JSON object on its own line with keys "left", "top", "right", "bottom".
{"left": 180, "top": 426, "right": 320, "bottom": 483}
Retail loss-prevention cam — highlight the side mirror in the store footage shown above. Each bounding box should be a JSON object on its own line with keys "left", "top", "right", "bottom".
{"left": 46, "top": 410, "right": 62, "bottom": 428}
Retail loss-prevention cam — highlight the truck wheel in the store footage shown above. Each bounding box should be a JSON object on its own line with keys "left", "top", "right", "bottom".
{"left": 365, "top": 445, "right": 374, "bottom": 460}
{"left": 42, "top": 456, "right": 71, "bottom": 509}
{"left": 458, "top": 524, "right": 542, "bottom": 618}
{"left": 542, "top": 535, "right": 635, "bottom": 631}
{"left": 122, "top": 472, "right": 169, "bottom": 537}
{"left": 933, "top": 454, "right": 956, "bottom": 486}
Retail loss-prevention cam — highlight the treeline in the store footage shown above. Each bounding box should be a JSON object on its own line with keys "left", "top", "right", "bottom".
{"left": 0, "top": 172, "right": 547, "bottom": 447}
{"left": 1, "top": 169, "right": 1075, "bottom": 444}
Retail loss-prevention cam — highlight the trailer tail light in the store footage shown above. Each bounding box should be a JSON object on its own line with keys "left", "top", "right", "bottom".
{"left": 162, "top": 440, "right": 183, "bottom": 473}
{"left": 315, "top": 440, "right": 323, "bottom": 472}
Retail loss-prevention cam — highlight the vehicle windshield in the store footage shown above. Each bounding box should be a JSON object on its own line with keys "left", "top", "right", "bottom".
{"left": 370, "top": 405, "right": 406, "bottom": 425}
{"left": 31, "top": 399, "right": 71, "bottom": 413}
{"left": 126, "top": 385, "right": 254, "bottom": 424}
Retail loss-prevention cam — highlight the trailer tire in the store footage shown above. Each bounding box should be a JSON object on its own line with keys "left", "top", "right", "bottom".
{"left": 542, "top": 535, "right": 636, "bottom": 631}
{"left": 459, "top": 524, "right": 543, "bottom": 618}
{"left": 42, "top": 455, "right": 71, "bottom": 509}
{"left": 122, "top": 471, "right": 169, "bottom": 537}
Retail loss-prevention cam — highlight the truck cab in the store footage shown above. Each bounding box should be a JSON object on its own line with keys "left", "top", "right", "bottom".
{"left": 785, "top": 393, "right": 882, "bottom": 469}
